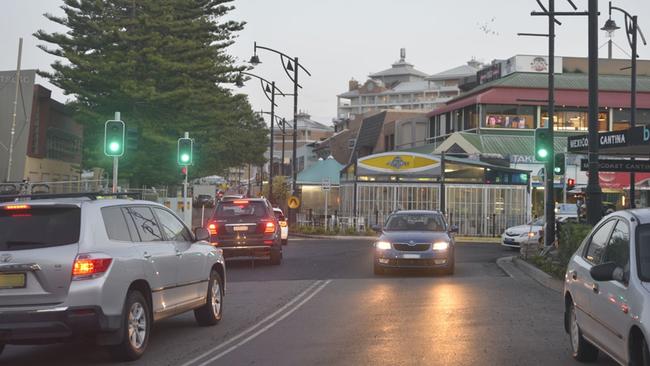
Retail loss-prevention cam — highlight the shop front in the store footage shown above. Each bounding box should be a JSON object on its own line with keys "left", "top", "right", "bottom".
{"left": 340, "top": 152, "right": 531, "bottom": 236}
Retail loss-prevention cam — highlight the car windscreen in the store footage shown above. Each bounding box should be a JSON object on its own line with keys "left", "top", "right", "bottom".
{"left": 385, "top": 213, "right": 446, "bottom": 231}
{"left": 529, "top": 217, "right": 544, "bottom": 226}
{"left": 637, "top": 224, "right": 650, "bottom": 281}
{"left": 0, "top": 205, "right": 81, "bottom": 250}
{"left": 215, "top": 201, "right": 267, "bottom": 219}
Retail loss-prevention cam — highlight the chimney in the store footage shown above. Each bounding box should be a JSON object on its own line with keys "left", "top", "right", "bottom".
{"left": 400, "top": 48, "right": 406, "bottom": 62}
{"left": 348, "top": 78, "right": 359, "bottom": 91}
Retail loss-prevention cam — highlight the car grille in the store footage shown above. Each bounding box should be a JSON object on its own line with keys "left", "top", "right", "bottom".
{"left": 393, "top": 243, "right": 430, "bottom": 251}
{"left": 387, "top": 259, "right": 442, "bottom": 266}
{"left": 505, "top": 232, "right": 519, "bottom": 237}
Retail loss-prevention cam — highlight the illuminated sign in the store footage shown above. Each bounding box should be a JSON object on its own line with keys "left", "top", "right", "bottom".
{"left": 357, "top": 152, "right": 440, "bottom": 175}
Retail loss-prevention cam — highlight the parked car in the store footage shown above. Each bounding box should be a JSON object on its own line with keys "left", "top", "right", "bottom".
{"left": 564, "top": 209, "right": 650, "bottom": 365}
{"left": 273, "top": 208, "right": 289, "bottom": 245}
{"left": 0, "top": 195, "right": 225, "bottom": 361}
{"left": 206, "top": 198, "right": 282, "bottom": 265}
{"left": 372, "top": 210, "right": 457, "bottom": 275}
{"left": 502, "top": 216, "right": 576, "bottom": 249}
{"left": 194, "top": 194, "right": 215, "bottom": 208}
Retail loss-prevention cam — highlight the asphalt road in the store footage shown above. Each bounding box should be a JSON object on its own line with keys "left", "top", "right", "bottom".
{"left": 0, "top": 238, "right": 616, "bottom": 366}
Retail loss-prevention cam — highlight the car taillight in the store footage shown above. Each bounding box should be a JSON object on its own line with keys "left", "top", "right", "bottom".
{"left": 264, "top": 221, "right": 276, "bottom": 233}
{"left": 4, "top": 204, "right": 30, "bottom": 210}
{"left": 208, "top": 222, "right": 218, "bottom": 236}
{"left": 72, "top": 254, "right": 112, "bottom": 280}
{"left": 279, "top": 220, "right": 287, "bottom": 227}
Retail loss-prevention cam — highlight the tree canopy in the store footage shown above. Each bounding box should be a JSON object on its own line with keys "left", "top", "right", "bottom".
{"left": 35, "top": 0, "right": 267, "bottom": 186}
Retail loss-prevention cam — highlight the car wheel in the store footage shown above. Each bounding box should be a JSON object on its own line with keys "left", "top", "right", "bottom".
{"left": 194, "top": 270, "right": 223, "bottom": 326}
{"left": 568, "top": 302, "right": 599, "bottom": 362}
{"left": 270, "top": 249, "right": 282, "bottom": 265}
{"left": 373, "top": 262, "right": 384, "bottom": 275}
{"left": 110, "top": 291, "right": 151, "bottom": 361}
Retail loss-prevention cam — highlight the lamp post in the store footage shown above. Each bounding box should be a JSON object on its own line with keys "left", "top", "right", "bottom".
{"left": 258, "top": 112, "right": 289, "bottom": 176}
{"left": 250, "top": 42, "right": 312, "bottom": 225}
{"left": 236, "top": 72, "right": 285, "bottom": 204}
{"left": 602, "top": 2, "right": 647, "bottom": 209}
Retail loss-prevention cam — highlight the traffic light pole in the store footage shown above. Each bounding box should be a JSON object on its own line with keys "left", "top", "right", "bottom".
{"left": 182, "top": 132, "right": 191, "bottom": 226}
{"left": 112, "top": 112, "right": 120, "bottom": 193}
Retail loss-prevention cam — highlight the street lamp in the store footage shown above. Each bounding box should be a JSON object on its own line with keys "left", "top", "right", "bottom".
{"left": 251, "top": 42, "right": 312, "bottom": 226}
{"left": 601, "top": 17, "right": 620, "bottom": 59}
{"left": 603, "top": 2, "right": 647, "bottom": 209}
{"left": 236, "top": 71, "right": 286, "bottom": 204}
{"left": 259, "top": 112, "right": 290, "bottom": 176}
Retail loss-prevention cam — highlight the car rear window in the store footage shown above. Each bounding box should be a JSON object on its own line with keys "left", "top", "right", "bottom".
{"left": 274, "top": 211, "right": 285, "bottom": 220}
{"left": 0, "top": 205, "right": 81, "bottom": 250}
{"left": 215, "top": 201, "right": 268, "bottom": 219}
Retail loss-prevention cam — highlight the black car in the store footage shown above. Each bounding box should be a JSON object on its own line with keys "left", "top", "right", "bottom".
{"left": 372, "top": 210, "right": 458, "bottom": 275}
{"left": 206, "top": 198, "right": 282, "bottom": 265}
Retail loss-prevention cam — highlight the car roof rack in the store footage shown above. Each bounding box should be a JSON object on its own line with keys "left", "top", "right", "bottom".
{"left": 0, "top": 192, "right": 142, "bottom": 202}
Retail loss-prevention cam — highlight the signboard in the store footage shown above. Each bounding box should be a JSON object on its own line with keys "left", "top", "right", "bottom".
{"left": 357, "top": 152, "right": 440, "bottom": 176}
{"left": 478, "top": 63, "right": 502, "bottom": 85}
{"left": 501, "top": 55, "right": 564, "bottom": 76}
{"left": 287, "top": 196, "right": 300, "bottom": 209}
{"left": 568, "top": 130, "right": 630, "bottom": 152}
{"left": 580, "top": 159, "right": 650, "bottom": 172}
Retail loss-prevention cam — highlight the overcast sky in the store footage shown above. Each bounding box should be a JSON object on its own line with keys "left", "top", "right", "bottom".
{"left": 1, "top": 0, "right": 649, "bottom": 127}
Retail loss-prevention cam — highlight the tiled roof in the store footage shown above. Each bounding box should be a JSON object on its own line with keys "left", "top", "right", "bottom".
{"left": 369, "top": 61, "right": 429, "bottom": 78}
{"left": 297, "top": 158, "right": 344, "bottom": 185}
{"left": 427, "top": 64, "right": 479, "bottom": 80}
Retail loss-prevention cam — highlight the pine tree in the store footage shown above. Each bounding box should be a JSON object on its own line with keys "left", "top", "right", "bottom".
{"left": 35, "top": 0, "right": 267, "bottom": 186}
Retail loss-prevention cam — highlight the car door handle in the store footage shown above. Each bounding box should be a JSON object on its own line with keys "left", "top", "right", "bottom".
{"left": 592, "top": 283, "right": 599, "bottom": 294}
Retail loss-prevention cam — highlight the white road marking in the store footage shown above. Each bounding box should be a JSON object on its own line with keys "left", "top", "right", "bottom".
{"left": 180, "top": 279, "right": 328, "bottom": 366}
{"left": 197, "top": 279, "right": 332, "bottom": 366}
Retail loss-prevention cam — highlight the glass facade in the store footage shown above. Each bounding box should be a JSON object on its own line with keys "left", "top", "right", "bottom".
{"left": 483, "top": 105, "right": 536, "bottom": 129}
{"left": 540, "top": 108, "right": 609, "bottom": 131}
{"left": 612, "top": 108, "right": 650, "bottom": 131}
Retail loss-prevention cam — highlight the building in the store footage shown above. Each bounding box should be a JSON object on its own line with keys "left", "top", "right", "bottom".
{"left": 335, "top": 48, "right": 480, "bottom": 121}
{"left": 0, "top": 70, "right": 83, "bottom": 187}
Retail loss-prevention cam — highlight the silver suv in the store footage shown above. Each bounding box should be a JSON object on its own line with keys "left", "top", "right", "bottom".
{"left": 564, "top": 209, "right": 650, "bottom": 365}
{"left": 0, "top": 195, "right": 226, "bottom": 361}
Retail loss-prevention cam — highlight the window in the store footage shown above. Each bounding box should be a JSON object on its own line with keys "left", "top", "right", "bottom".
{"left": 125, "top": 206, "right": 163, "bottom": 242}
{"left": 541, "top": 108, "right": 608, "bottom": 131}
{"left": 636, "top": 224, "right": 650, "bottom": 281}
{"left": 613, "top": 108, "right": 650, "bottom": 131}
{"left": 215, "top": 201, "right": 269, "bottom": 219}
{"left": 348, "top": 139, "right": 356, "bottom": 149}
{"left": 0, "top": 206, "right": 80, "bottom": 251}
{"left": 102, "top": 207, "right": 133, "bottom": 241}
{"left": 154, "top": 208, "right": 193, "bottom": 242}
{"left": 483, "top": 105, "right": 535, "bottom": 129}
{"left": 603, "top": 220, "right": 630, "bottom": 271}
{"left": 584, "top": 220, "right": 616, "bottom": 264}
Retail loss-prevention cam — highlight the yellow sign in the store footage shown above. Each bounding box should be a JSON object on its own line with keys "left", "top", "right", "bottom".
{"left": 288, "top": 196, "right": 300, "bottom": 209}
{"left": 358, "top": 152, "right": 440, "bottom": 173}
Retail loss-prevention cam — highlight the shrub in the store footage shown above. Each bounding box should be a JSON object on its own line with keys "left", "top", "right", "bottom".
{"left": 557, "top": 223, "right": 593, "bottom": 266}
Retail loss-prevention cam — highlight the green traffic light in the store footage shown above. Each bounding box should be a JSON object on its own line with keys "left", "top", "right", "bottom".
{"left": 537, "top": 148, "right": 549, "bottom": 159}
{"left": 180, "top": 153, "right": 190, "bottom": 163}
{"left": 109, "top": 141, "right": 120, "bottom": 152}
{"left": 519, "top": 173, "right": 528, "bottom": 181}
{"left": 554, "top": 167, "right": 561, "bottom": 174}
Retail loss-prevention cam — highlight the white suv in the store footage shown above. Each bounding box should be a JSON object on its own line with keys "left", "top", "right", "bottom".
{"left": 0, "top": 194, "right": 226, "bottom": 361}
{"left": 564, "top": 209, "right": 650, "bottom": 365}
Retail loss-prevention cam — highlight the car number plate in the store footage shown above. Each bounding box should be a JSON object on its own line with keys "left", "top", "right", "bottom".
{"left": 402, "top": 254, "right": 421, "bottom": 259}
{"left": 0, "top": 273, "right": 26, "bottom": 289}
{"left": 504, "top": 238, "right": 515, "bottom": 243}
{"left": 233, "top": 226, "right": 248, "bottom": 232}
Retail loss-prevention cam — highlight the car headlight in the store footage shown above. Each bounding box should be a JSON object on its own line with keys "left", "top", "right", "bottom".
{"left": 432, "top": 241, "right": 449, "bottom": 251}
{"left": 527, "top": 232, "right": 536, "bottom": 238}
{"left": 375, "top": 241, "right": 391, "bottom": 250}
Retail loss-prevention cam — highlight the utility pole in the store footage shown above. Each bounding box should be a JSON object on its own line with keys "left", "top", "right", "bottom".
{"left": 586, "top": 0, "right": 603, "bottom": 224}
{"left": 112, "top": 112, "right": 121, "bottom": 193}
{"left": 6, "top": 38, "right": 23, "bottom": 182}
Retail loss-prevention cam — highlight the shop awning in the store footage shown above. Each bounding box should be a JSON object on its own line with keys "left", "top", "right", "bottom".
{"left": 297, "top": 158, "right": 344, "bottom": 185}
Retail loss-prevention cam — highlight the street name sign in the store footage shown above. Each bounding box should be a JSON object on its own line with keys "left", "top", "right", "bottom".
{"left": 580, "top": 159, "right": 650, "bottom": 172}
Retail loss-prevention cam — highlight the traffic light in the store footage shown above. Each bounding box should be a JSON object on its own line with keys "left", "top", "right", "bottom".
{"left": 534, "top": 128, "right": 552, "bottom": 162}
{"left": 177, "top": 137, "right": 193, "bottom": 166}
{"left": 567, "top": 178, "right": 576, "bottom": 190}
{"left": 554, "top": 153, "right": 565, "bottom": 175}
{"left": 104, "top": 120, "right": 125, "bottom": 157}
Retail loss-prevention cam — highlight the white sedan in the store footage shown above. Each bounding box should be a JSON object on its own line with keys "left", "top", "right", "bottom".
{"left": 273, "top": 208, "right": 288, "bottom": 245}
{"left": 501, "top": 217, "right": 544, "bottom": 249}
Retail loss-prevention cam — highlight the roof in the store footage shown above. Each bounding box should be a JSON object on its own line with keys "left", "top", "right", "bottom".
{"left": 442, "top": 131, "right": 569, "bottom": 156}
{"left": 427, "top": 64, "right": 479, "bottom": 81}
{"left": 369, "top": 60, "right": 429, "bottom": 79}
{"left": 355, "top": 112, "right": 387, "bottom": 150}
{"left": 295, "top": 114, "right": 333, "bottom": 131}
{"left": 297, "top": 158, "right": 344, "bottom": 185}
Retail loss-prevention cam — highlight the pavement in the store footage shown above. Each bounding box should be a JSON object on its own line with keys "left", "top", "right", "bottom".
{"left": 1, "top": 238, "right": 615, "bottom": 366}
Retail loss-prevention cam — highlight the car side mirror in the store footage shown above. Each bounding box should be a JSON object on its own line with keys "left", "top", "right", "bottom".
{"left": 371, "top": 225, "right": 382, "bottom": 233}
{"left": 449, "top": 225, "right": 459, "bottom": 234}
{"left": 590, "top": 262, "right": 626, "bottom": 282}
{"left": 194, "top": 227, "right": 210, "bottom": 242}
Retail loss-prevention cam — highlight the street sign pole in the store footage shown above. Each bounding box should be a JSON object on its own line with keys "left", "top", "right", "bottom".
{"left": 112, "top": 112, "right": 121, "bottom": 193}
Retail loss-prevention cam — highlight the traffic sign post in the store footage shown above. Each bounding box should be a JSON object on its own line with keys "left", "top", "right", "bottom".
{"left": 322, "top": 178, "right": 331, "bottom": 229}
{"left": 288, "top": 196, "right": 300, "bottom": 210}
{"left": 178, "top": 132, "right": 193, "bottom": 226}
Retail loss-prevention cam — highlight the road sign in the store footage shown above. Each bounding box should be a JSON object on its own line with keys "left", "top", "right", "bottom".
{"left": 288, "top": 196, "right": 300, "bottom": 209}
{"left": 580, "top": 159, "right": 650, "bottom": 172}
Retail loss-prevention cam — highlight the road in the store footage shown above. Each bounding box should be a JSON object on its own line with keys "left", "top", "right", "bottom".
{"left": 1, "top": 238, "right": 616, "bottom": 366}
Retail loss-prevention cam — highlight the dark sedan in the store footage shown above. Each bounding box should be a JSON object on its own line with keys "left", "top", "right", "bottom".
{"left": 372, "top": 210, "right": 457, "bottom": 275}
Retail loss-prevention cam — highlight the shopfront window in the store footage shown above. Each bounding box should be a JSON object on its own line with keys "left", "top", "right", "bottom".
{"left": 463, "top": 105, "right": 479, "bottom": 130}
{"left": 541, "top": 108, "right": 608, "bottom": 131}
{"left": 483, "top": 105, "right": 535, "bottom": 129}
{"left": 613, "top": 108, "right": 650, "bottom": 131}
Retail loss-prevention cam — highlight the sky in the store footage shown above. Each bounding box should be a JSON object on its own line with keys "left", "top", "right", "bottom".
{"left": 1, "top": 0, "right": 649, "bottom": 127}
